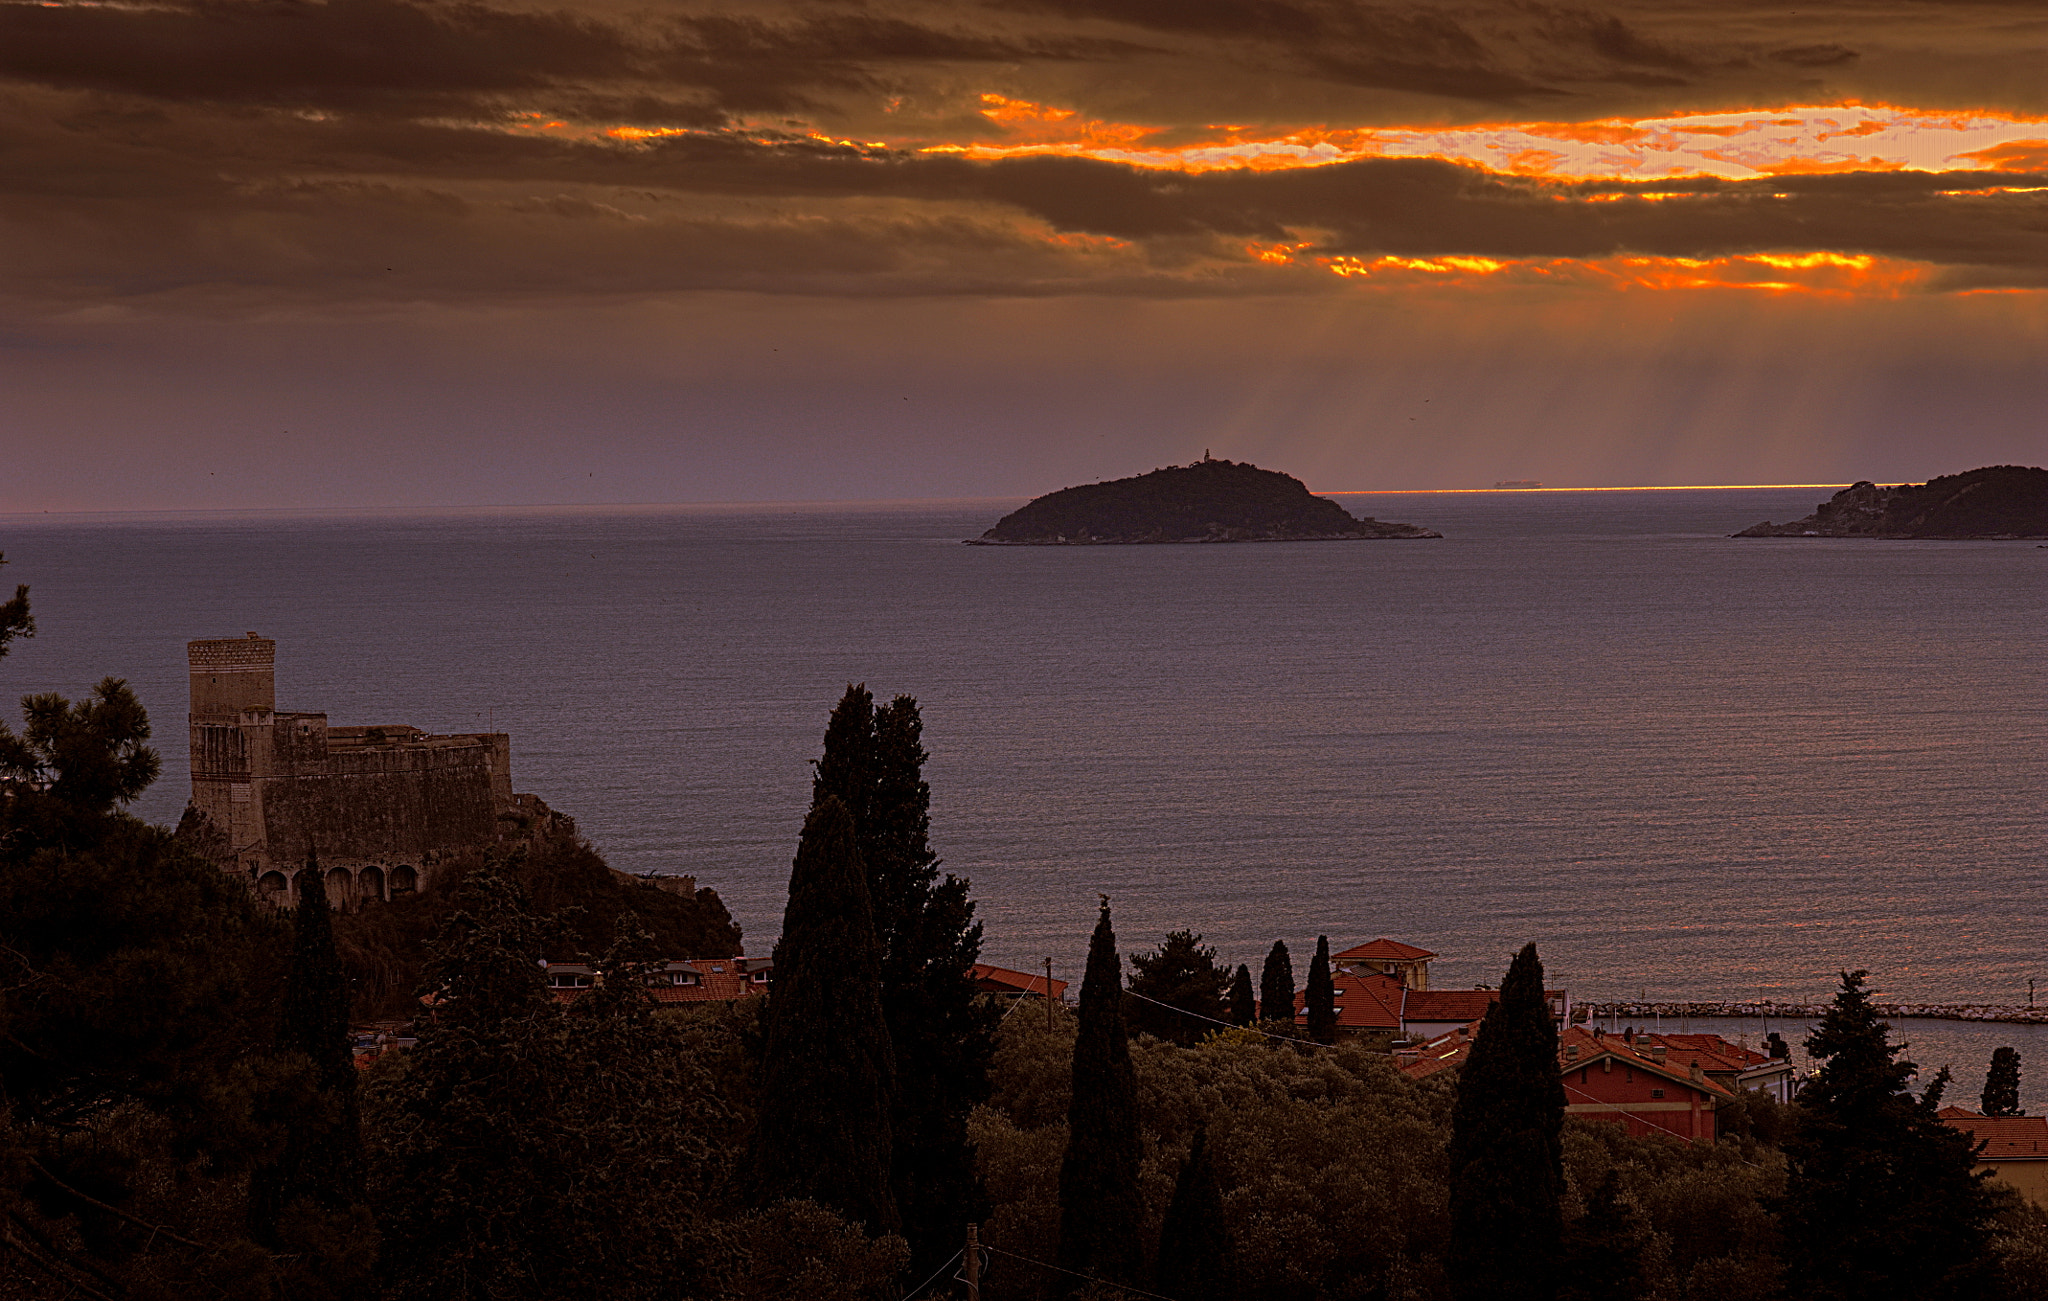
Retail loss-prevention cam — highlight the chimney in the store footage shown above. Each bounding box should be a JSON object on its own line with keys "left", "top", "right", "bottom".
{"left": 1650, "top": 1044, "right": 1667, "bottom": 1062}
{"left": 1565, "top": 1044, "right": 1579, "bottom": 1061}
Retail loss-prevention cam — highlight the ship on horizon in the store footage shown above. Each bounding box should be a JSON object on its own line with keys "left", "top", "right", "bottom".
{"left": 1494, "top": 479, "right": 1543, "bottom": 490}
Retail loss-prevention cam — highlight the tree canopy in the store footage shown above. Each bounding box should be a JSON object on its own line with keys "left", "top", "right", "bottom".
{"left": 1057, "top": 901, "right": 1143, "bottom": 1291}
{"left": 1127, "top": 929, "right": 1229, "bottom": 1045}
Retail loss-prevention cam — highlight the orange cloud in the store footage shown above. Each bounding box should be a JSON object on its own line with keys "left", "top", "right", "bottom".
{"left": 1954, "top": 139, "right": 2048, "bottom": 173}
{"left": 1298, "top": 251, "right": 1929, "bottom": 296}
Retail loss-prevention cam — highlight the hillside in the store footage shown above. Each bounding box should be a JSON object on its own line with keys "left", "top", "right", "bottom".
{"left": 970, "top": 458, "right": 1442, "bottom": 544}
{"left": 1734, "top": 465, "right": 2048, "bottom": 538}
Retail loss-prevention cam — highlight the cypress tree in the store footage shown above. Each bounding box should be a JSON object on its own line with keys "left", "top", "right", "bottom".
{"left": 1228, "top": 963, "right": 1257, "bottom": 1027}
{"left": 1156, "top": 1125, "right": 1234, "bottom": 1301}
{"left": 1258, "top": 940, "right": 1293, "bottom": 1025}
{"left": 1781, "top": 970, "right": 1997, "bottom": 1301}
{"left": 249, "top": 857, "right": 365, "bottom": 1246}
{"left": 810, "top": 687, "right": 997, "bottom": 1268}
{"left": 1982, "top": 1046, "right": 2022, "bottom": 1116}
{"left": 1304, "top": 934, "right": 1337, "bottom": 1044}
{"left": 1447, "top": 942, "right": 1565, "bottom": 1301}
{"left": 748, "top": 796, "right": 900, "bottom": 1233}
{"left": 1057, "top": 901, "right": 1143, "bottom": 1291}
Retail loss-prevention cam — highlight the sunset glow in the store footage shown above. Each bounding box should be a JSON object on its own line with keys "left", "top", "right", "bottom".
{"left": 1292, "top": 251, "right": 1929, "bottom": 295}
{"left": 921, "top": 101, "right": 2048, "bottom": 182}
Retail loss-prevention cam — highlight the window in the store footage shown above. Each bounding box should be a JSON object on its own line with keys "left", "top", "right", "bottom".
{"left": 1652, "top": 1088, "right": 1665, "bottom": 1099}
{"left": 750, "top": 969, "right": 770, "bottom": 984}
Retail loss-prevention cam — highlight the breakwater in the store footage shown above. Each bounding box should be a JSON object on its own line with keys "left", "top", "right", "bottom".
{"left": 1584, "top": 1001, "right": 2048, "bottom": 1026}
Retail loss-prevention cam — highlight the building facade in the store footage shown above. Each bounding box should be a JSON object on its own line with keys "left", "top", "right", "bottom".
{"left": 180, "top": 634, "right": 561, "bottom": 907}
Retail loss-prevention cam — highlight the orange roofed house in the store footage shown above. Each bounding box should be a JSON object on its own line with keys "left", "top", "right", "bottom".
{"left": 1402, "top": 1024, "right": 1738, "bottom": 1142}
{"left": 1940, "top": 1107, "right": 2048, "bottom": 1209}
{"left": 970, "top": 964, "right": 1069, "bottom": 1002}
{"left": 1307, "top": 939, "right": 1571, "bottom": 1046}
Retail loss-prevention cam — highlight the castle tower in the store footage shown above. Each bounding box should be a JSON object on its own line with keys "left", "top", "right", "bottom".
{"left": 187, "top": 634, "right": 275, "bottom": 875}
{"left": 189, "top": 632, "right": 275, "bottom": 720}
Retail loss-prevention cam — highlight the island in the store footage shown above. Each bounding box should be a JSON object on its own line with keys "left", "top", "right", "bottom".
{"left": 968, "top": 457, "right": 1442, "bottom": 545}
{"left": 1733, "top": 465, "right": 2048, "bottom": 539}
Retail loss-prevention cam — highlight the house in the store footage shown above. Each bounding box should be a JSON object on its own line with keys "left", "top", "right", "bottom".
{"left": 1334, "top": 938, "right": 1437, "bottom": 989}
{"left": 1294, "top": 968, "right": 1406, "bottom": 1050}
{"left": 546, "top": 956, "right": 771, "bottom": 1005}
{"left": 1646, "top": 1032, "right": 1798, "bottom": 1104}
{"left": 1939, "top": 1107, "right": 2048, "bottom": 1209}
{"left": 970, "top": 963, "right": 1068, "bottom": 1002}
{"left": 1324, "top": 938, "right": 1571, "bottom": 1041}
{"left": 1401, "top": 1023, "right": 1737, "bottom": 1142}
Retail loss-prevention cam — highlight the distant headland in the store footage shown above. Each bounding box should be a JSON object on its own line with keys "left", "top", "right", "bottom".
{"left": 968, "top": 456, "right": 1443, "bottom": 545}
{"left": 1734, "top": 465, "right": 2048, "bottom": 539}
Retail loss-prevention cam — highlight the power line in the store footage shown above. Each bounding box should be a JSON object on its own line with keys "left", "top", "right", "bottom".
{"left": 896, "top": 1246, "right": 964, "bottom": 1301}
{"left": 981, "top": 1243, "right": 1184, "bottom": 1301}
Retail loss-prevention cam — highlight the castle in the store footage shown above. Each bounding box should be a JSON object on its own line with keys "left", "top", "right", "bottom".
{"left": 179, "top": 634, "right": 564, "bottom": 907}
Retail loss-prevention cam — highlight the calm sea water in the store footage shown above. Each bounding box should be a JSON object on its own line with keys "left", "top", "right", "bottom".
{"left": 3, "top": 490, "right": 2042, "bottom": 1039}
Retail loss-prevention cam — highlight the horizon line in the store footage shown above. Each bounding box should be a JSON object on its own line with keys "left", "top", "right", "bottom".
{"left": 0, "top": 483, "right": 1854, "bottom": 521}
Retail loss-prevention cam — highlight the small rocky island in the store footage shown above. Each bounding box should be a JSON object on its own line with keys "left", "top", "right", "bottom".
{"left": 969, "top": 457, "right": 1442, "bottom": 544}
{"left": 1733, "top": 465, "right": 2048, "bottom": 539}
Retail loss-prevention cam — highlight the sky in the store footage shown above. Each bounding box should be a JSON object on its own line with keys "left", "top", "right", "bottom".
{"left": 3, "top": 0, "right": 2046, "bottom": 511}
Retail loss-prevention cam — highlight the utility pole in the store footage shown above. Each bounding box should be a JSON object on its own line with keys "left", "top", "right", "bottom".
{"left": 1045, "top": 958, "right": 1055, "bottom": 1032}
{"left": 964, "top": 1223, "right": 980, "bottom": 1301}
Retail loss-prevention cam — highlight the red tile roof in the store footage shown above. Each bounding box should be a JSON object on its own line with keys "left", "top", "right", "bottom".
{"left": 550, "top": 957, "right": 766, "bottom": 1006}
{"left": 1334, "top": 938, "right": 1437, "bottom": 963}
{"left": 1296, "top": 968, "right": 1405, "bottom": 1030}
{"left": 1400, "top": 1022, "right": 1736, "bottom": 1104}
{"left": 1400, "top": 989, "right": 1498, "bottom": 1023}
{"left": 1940, "top": 1108, "right": 2048, "bottom": 1160}
{"left": 970, "top": 963, "right": 1068, "bottom": 1000}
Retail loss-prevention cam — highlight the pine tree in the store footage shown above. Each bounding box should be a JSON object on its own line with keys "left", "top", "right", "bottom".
{"left": 1447, "top": 942, "right": 1565, "bottom": 1301}
{"left": 1057, "top": 901, "right": 1143, "bottom": 1291}
{"left": 0, "top": 551, "right": 31, "bottom": 660}
{"left": 1259, "top": 940, "right": 1293, "bottom": 1025}
{"left": 1128, "top": 929, "right": 1230, "bottom": 1045}
{"left": 1156, "top": 1125, "right": 1234, "bottom": 1301}
{"left": 1982, "top": 1046, "right": 2022, "bottom": 1117}
{"left": 1923, "top": 1063, "right": 1954, "bottom": 1111}
{"left": 249, "top": 857, "right": 366, "bottom": 1246}
{"left": 809, "top": 687, "right": 997, "bottom": 1268}
{"left": 748, "top": 796, "right": 900, "bottom": 1233}
{"left": 1304, "top": 935, "right": 1337, "bottom": 1044}
{"left": 1228, "top": 964, "right": 1257, "bottom": 1027}
{"left": 1780, "top": 970, "right": 1998, "bottom": 1301}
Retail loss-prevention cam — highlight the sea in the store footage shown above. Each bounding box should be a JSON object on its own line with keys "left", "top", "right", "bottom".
{"left": 3, "top": 488, "right": 2043, "bottom": 1106}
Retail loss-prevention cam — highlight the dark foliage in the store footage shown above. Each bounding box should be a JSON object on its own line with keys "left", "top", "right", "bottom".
{"left": 1766, "top": 1030, "right": 1790, "bottom": 1060}
{"left": 1228, "top": 963, "right": 1257, "bottom": 1027}
{"left": 1304, "top": 935, "right": 1338, "bottom": 1044}
{"left": 810, "top": 685, "right": 998, "bottom": 1269}
{"left": 0, "top": 677, "right": 160, "bottom": 846}
{"left": 1923, "top": 1063, "right": 1954, "bottom": 1111}
{"left": 248, "top": 860, "right": 367, "bottom": 1249}
{"left": 1448, "top": 942, "right": 1565, "bottom": 1301}
{"left": 747, "top": 796, "right": 900, "bottom": 1234}
{"left": 0, "top": 551, "right": 30, "bottom": 659}
{"left": 1780, "top": 970, "right": 1999, "bottom": 1301}
{"left": 1983, "top": 1047, "right": 2022, "bottom": 1117}
{"left": 370, "top": 875, "right": 724, "bottom": 1300}
{"left": 1259, "top": 940, "right": 1294, "bottom": 1025}
{"left": 1155, "top": 1125, "right": 1234, "bottom": 1301}
{"left": 1127, "top": 930, "right": 1230, "bottom": 1045}
{"left": 1057, "top": 902, "right": 1144, "bottom": 1291}
{"left": 1558, "top": 1170, "right": 1652, "bottom": 1301}
{"left": 333, "top": 832, "right": 740, "bottom": 1018}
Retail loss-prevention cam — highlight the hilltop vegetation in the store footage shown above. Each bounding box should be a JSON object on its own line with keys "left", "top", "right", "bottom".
{"left": 1735, "top": 465, "right": 2048, "bottom": 538}
{"left": 972, "top": 458, "right": 1441, "bottom": 544}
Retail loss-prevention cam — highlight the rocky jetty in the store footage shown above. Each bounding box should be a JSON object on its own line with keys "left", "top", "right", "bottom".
{"left": 1584, "top": 999, "right": 2048, "bottom": 1026}
{"left": 1734, "top": 464, "right": 2048, "bottom": 538}
{"left": 969, "top": 457, "right": 1441, "bottom": 545}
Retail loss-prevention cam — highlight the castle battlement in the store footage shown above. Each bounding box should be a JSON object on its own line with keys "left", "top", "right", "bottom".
{"left": 180, "top": 635, "right": 562, "bottom": 908}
